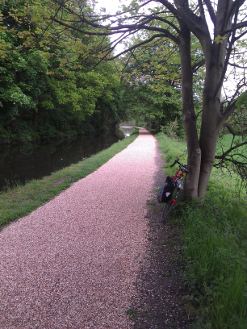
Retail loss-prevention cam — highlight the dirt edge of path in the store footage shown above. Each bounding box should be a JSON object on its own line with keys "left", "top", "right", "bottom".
{"left": 127, "top": 148, "right": 197, "bottom": 329}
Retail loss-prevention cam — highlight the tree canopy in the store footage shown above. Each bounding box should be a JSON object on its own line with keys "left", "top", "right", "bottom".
{"left": 120, "top": 28, "right": 205, "bottom": 136}
{"left": 0, "top": 0, "right": 126, "bottom": 143}
{"left": 49, "top": 0, "right": 247, "bottom": 198}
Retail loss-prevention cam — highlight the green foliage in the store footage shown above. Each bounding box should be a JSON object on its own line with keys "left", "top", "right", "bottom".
{"left": 0, "top": 0, "right": 126, "bottom": 143}
{"left": 156, "top": 132, "right": 247, "bottom": 328}
{"left": 121, "top": 33, "right": 182, "bottom": 133}
{"left": 236, "top": 92, "right": 247, "bottom": 110}
{"left": 155, "top": 132, "right": 187, "bottom": 175}
{"left": 160, "top": 119, "right": 185, "bottom": 140}
{"left": 121, "top": 30, "right": 204, "bottom": 134}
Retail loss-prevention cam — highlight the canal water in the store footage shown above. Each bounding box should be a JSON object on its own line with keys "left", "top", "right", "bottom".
{"left": 0, "top": 126, "right": 135, "bottom": 192}
{"left": 119, "top": 125, "right": 136, "bottom": 137}
{"left": 0, "top": 133, "right": 119, "bottom": 192}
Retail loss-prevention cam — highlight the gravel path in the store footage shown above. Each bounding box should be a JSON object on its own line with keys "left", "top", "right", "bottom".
{"left": 0, "top": 128, "right": 162, "bottom": 329}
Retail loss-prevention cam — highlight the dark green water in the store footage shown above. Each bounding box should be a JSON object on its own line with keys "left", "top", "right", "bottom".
{"left": 0, "top": 133, "right": 119, "bottom": 192}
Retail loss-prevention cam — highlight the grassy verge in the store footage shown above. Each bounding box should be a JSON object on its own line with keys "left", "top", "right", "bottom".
{"left": 156, "top": 132, "right": 247, "bottom": 329}
{"left": 0, "top": 130, "right": 139, "bottom": 230}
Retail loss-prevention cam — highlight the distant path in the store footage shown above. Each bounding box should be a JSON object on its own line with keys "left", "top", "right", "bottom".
{"left": 0, "top": 128, "right": 162, "bottom": 329}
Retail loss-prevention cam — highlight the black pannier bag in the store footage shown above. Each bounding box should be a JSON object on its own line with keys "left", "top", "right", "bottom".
{"left": 157, "top": 176, "right": 175, "bottom": 203}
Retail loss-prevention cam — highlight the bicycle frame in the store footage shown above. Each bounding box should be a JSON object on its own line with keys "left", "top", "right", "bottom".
{"left": 160, "top": 159, "right": 188, "bottom": 221}
{"left": 173, "top": 168, "right": 184, "bottom": 187}
{"left": 171, "top": 169, "right": 184, "bottom": 204}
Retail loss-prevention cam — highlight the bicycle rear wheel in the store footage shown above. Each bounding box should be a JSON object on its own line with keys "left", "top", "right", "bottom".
{"left": 160, "top": 188, "right": 180, "bottom": 222}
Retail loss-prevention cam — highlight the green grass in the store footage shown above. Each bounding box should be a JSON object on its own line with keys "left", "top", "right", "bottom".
{"left": 155, "top": 132, "right": 187, "bottom": 175}
{"left": 156, "top": 132, "right": 247, "bottom": 329}
{"left": 0, "top": 130, "right": 139, "bottom": 230}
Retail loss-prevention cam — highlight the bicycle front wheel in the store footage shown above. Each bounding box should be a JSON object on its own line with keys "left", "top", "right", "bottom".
{"left": 160, "top": 188, "right": 180, "bottom": 222}
{"left": 160, "top": 201, "right": 174, "bottom": 222}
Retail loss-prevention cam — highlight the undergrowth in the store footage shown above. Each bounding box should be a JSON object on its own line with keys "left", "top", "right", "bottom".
{"left": 155, "top": 132, "right": 247, "bottom": 329}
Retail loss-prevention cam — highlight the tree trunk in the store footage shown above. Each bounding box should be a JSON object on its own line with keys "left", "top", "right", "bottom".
{"left": 198, "top": 106, "right": 222, "bottom": 197}
{"left": 178, "top": 24, "right": 201, "bottom": 199}
{"left": 197, "top": 0, "right": 233, "bottom": 197}
{"left": 198, "top": 74, "right": 223, "bottom": 197}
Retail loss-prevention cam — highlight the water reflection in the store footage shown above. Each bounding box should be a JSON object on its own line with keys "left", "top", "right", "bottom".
{"left": 0, "top": 133, "right": 118, "bottom": 191}
{"left": 119, "top": 125, "right": 135, "bottom": 138}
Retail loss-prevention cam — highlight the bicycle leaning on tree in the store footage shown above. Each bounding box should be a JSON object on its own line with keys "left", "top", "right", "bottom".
{"left": 158, "top": 159, "right": 189, "bottom": 223}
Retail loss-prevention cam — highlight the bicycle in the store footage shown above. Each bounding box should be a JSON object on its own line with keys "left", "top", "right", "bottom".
{"left": 160, "top": 159, "right": 188, "bottom": 222}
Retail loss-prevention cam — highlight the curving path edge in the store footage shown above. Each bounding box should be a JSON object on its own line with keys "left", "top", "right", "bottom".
{"left": 0, "top": 128, "right": 162, "bottom": 329}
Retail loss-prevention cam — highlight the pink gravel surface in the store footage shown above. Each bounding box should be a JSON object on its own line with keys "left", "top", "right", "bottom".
{"left": 0, "top": 128, "right": 162, "bottom": 329}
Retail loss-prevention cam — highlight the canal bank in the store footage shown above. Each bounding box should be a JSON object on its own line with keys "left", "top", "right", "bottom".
{"left": 0, "top": 130, "right": 139, "bottom": 229}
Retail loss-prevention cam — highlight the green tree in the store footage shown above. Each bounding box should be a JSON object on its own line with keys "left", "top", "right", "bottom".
{"left": 121, "top": 30, "right": 205, "bottom": 135}
{"left": 50, "top": 0, "right": 247, "bottom": 198}
{"left": 0, "top": 0, "right": 126, "bottom": 142}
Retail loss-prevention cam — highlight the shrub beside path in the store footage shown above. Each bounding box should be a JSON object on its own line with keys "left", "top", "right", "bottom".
{"left": 0, "top": 128, "right": 193, "bottom": 328}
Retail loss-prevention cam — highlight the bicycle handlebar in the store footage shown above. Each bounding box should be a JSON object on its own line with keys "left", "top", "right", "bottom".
{"left": 170, "top": 159, "right": 179, "bottom": 167}
{"left": 170, "top": 159, "right": 189, "bottom": 172}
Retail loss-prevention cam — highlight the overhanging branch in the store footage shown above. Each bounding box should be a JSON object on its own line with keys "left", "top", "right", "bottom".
{"left": 215, "top": 141, "right": 247, "bottom": 159}
{"left": 192, "top": 58, "right": 205, "bottom": 72}
{"left": 204, "top": 0, "right": 216, "bottom": 25}
{"left": 51, "top": 17, "right": 112, "bottom": 36}
{"left": 223, "top": 122, "right": 247, "bottom": 136}
{"left": 109, "top": 34, "right": 168, "bottom": 60}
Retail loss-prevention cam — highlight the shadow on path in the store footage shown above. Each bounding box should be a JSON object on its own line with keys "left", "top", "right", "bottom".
{"left": 128, "top": 142, "right": 196, "bottom": 328}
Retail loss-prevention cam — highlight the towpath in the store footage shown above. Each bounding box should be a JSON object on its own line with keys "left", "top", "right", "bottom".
{"left": 0, "top": 128, "right": 192, "bottom": 328}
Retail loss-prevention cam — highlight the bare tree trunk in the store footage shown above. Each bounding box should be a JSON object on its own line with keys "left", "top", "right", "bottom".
{"left": 197, "top": 0, "right": 233, "bottom": 197}
{"left": 198, "top": 81, "right": 224, "bottom": 196}
{"left": 179, "top": 24, "right": 201, "bottom": 198}
{"left": 198, "top": 108, "right": 222, "bottom": 197}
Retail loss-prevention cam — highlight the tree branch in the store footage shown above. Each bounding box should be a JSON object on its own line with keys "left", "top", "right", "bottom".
{"left": 215, "top": 140, "right": 247, "bottom": 159}
{"left": 150, "top": 16, "right": 180, "bottom": 34}
{"left": 223, "top": 122, "right": 247, "bottom": 136}
{"left": 156, "top": 0, "right": 179, "bottom": 16}
{"left": 52, "top": 0, "right": 107, "bottom": 29}
{"left": 192, "top": 58, "right": 205, "bottom": 72}
{"left": 109, "top": 34, "right": 168, "bottom": 60}
{"left": 198, "top": 0, "right": 206, "bottom": 21}
{"left": 234, "top": 29, "right": 247, "bottom": 41}
{"left": 173, "top": 0, "right": 211, "bottom": 41}
{"left": 213, "top": 0, "right": 241, "bottom": 99}
{"left": 51, "top": 17, "right": 111, "bottom": 35}
{"left": 204, "top": 0, "right": 216, "bottom": 25}
{"left": 137, "top": 25, "right": 179, "bottom": 44}
{"left": 222, "top": 77, "right": 246, "bottom": 120}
